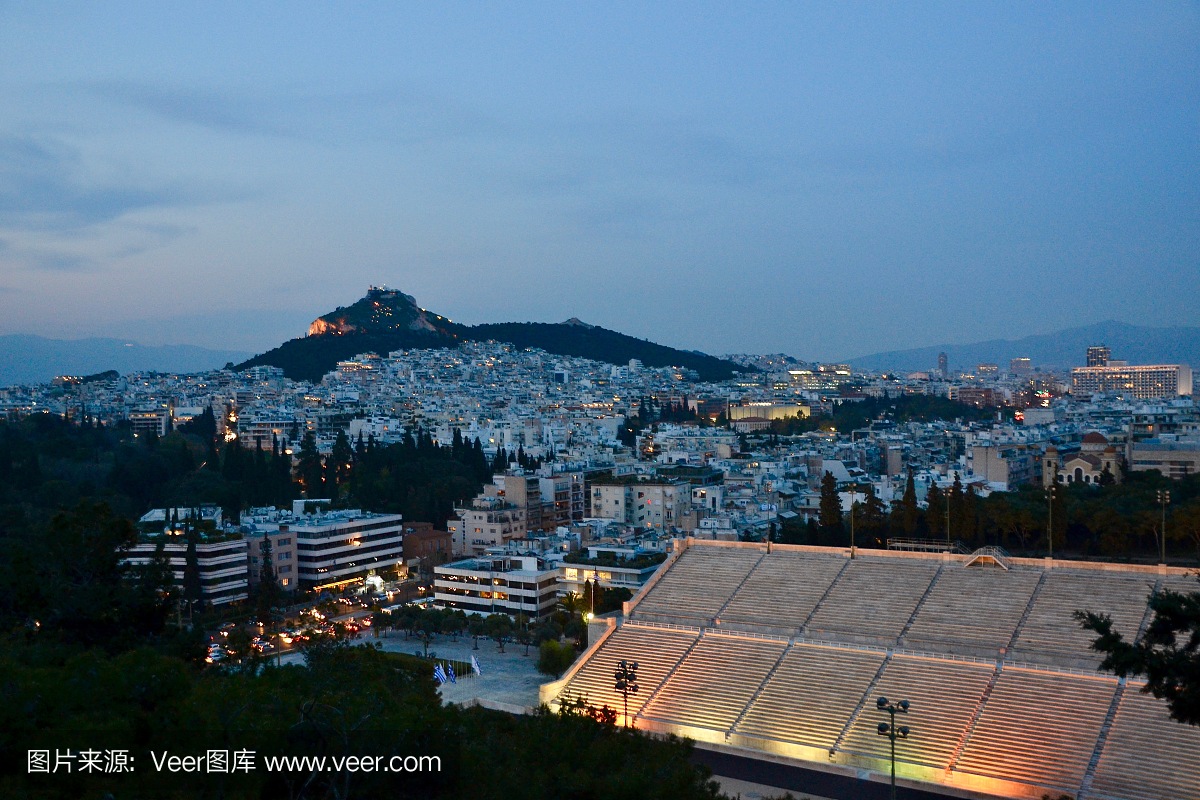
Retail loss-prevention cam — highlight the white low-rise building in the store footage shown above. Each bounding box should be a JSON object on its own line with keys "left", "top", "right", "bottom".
{"left": 124, "top": 532, "right": 249, "bottom": 607}
{"left": 243, "top": 508, "right": 405, "bottom": 592}
{"left": 434, "top": 554, "right": 560, "bottom": 618}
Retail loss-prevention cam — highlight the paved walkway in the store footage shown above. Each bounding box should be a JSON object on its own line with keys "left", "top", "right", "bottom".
{"left": 376, "top": 633, "right": 548, "bottom": 710}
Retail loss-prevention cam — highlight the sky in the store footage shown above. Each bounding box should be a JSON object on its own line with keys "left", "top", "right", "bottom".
{"left": 0, "top": 3, "right": 1197, "bottom": 361}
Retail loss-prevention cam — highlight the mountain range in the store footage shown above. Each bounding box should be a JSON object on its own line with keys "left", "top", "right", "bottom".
{"left": 845, "top": 321, "right": 1200, "bottom": 373}
{"left": 0, "top": 335, "right": 250, "bottom": 387}
{"left": 234, "top": 287, "right": 747, "bottom": 382}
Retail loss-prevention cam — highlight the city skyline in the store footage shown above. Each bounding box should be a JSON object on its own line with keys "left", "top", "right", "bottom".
{"left": 1, "top": 4, "right": 1197, "bottom": 360}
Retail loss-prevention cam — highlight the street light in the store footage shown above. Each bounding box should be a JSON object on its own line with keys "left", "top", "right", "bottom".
{"left": 614, "top": 659, "right": 639, "bottom": 729}
{"left": 1046, "top": 484, "right": 1056, "bottom": 560}
{"left": 848, "top": 487, "right": 857, "bottom": 553}
{"left": 1157, "top": 489, "right": 1171, "bottom": 564}
{"left": 876, "top": 696, "right": 911, "bottom": 800}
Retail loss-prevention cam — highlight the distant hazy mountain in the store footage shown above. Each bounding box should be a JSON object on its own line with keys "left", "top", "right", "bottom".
{"left": 845, "top": 321, "right": 1200, "bottom": 373}
{"left": 0, "top": 335, "right": 251, "bottom": 387}
{"left": 237, "top": 287, "right": 747, "bottom": 382}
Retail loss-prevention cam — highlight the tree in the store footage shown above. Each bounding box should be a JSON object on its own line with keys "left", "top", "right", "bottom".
{"left": 779, "top": 515, "right": 808, "bottom": 545}
{"left": 295, "top": 430, "right": 324, "bottom": 497}
{"left": 1076, "top": 579, "right": 1200, "bottom": 726}
{"left": 858, "top": 483, "right": 889, "bottom": 546}
{"left": 254, "top": 536, "right": 283, "bottom": 629}
{"left": 948, "top": 474, "right": 967, "bottom": 542}
{"left": 1171, "top": 498, "right": 1200, "bottom": 560}
{"left": 926, "top": 484, "right": 946, "bottom": 540}
{"left": 486, "top": 614, "right": 513, "bottom": 653}
{"left": 182, "top": 518, "right": 203, "bottom": 620}
{"left": 414, "top": 608, "right": 440, "bottom": 658}
{"left": 537, "top": 639, "right": 577, "bottom": 677}
{"left": 468, "top": 615, "right": 486, "bottom": 650}
{"left": 892, "top": 469, "right": 919, "bottom": 536}
{"left": 818, "top": 471, "right": 843, "bottom": 539}
{"left": 326, "top": 429, "right": 354, "bottom": 497}
{"left": 962, "top": 483, "right": 981, "bottom": 546}
{"left": 514, "top": 614, "right": 533, "bottom": 656}
{"left": 440, "top": 608, "right": 466, "bottom": 642}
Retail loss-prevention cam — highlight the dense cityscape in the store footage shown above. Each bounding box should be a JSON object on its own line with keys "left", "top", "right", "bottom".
{"left": 2, "top": 5, "right": 1198, "bottom": 800}
{"left": 2, "top": 294, "right": 1198, "bottom": 798}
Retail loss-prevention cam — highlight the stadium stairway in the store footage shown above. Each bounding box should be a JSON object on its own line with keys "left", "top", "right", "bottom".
{"left": 726, "top": 641, "right": 795, "bottom": 736}
{"left": 633, "top": 627, "right": 708, "bottom": 725}
{"left": 1131, "top": 578, "right": 1162, "bottom": 645}
{"left": 1075, "top": 679, "right": 1127, "bottom": 800}
{"left": 1004, "top": 571, "right": 1048, "bottom": 655}
{"left": 829, "top": 651, "right": 894, "bottom": 758}
{"left": 896, "top": 564, "right": 946, "bottom": 647}
{"left": 945, "top": 662, "right": 1003, "bottom": 775}
{"left": 711, "top": 552, "right": 770, "bottom": 624}
{"left": 797, "top": 558, "right": 852, "bottom": 635}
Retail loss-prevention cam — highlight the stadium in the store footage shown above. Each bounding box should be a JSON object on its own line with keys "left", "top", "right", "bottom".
{"left": 541, "top": 539, "right": 1199, "bottom": 800}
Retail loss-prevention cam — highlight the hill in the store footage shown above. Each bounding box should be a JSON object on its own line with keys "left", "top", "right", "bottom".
{"left": 305, "top": 286, "right": 454, "bottom": 336}
{"left": 236, "top": 287, "right": 746, "bottom": 382}
{"left": 0, "top": 335, "right": 250, "bottom": 387}
{"left": 236, "top": 329, "right": 456, "bottom": 383}
{"left": 845, "top": 320, "right": 1200, "bottom": 373}
{"left": 466, "top": 321, "right": 743, "bottom": 381}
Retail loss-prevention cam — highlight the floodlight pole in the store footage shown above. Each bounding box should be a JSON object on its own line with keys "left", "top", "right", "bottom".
{"left": 1157, "top": 489, "right": 1170, "bottom": 564}
{"left": 1046, "top": 484, "right": 1055, "bottom": 560}
{"left": 876, "top": 696, "right": 911, "bottom": 800}
{"left": 850, "top": 488, "right": 856, "bottom": 552}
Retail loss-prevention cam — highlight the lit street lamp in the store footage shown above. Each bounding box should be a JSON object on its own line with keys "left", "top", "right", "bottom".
{"left": 614, "top": 659, "right": 639, "bottom": 729}
{"left": 1157, "top": 489, "right": 1170, "bottom": 564}
{"left": 876, "top": 696, "right": 911, "bottom": 800}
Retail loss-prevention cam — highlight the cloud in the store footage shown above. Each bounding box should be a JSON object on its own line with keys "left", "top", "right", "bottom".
{"left": 86, "top": 79, "right": 500, "bottom": 147}
{"left": 0, "top": 133, "right": 198, "bottom": 234}
{"left": 88, "top": 81, "right": 285, "bottom": 137}
{"left": 0, "top": 236, "right": 95, "bottom": 272}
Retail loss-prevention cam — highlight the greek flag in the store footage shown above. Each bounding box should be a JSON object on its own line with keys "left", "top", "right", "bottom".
{"left": 433, "top": 663, "right": 448, "bottom": 685}
{"left": 447, "top": 663, "right": 457, "bottom": 684}
{"left": 470, "top": 654, "right": 483, "bottom": 676}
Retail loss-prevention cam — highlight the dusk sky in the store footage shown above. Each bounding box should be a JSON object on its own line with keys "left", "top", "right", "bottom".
{"left": 1, "top": 3, "right": 1197, "bottom": 361}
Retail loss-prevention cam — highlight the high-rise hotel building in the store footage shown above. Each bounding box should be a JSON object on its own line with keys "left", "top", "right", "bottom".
{"left": 1086, "top": 345, "right": 1111, "bottom": 367}
{"left": 1072, "top": 361, "right": 1192, "bottom": 399}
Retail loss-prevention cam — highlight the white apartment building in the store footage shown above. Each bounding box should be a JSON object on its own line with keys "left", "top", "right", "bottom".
{"left": 559, "top": 546, "right": 668, "bottom": 595}
{"left": 244, "top": 528, "right": 300, "bottom": 590}
{"left": 124, "top": 533, "right": 249, "bottom": 606}
{"left": 447, "top": 497, "right": 527, "bottom": 557}
{"left": 589, "top": 478, "right": 690, "bottom": 530}
{"left": 236, "top": 409, "right": 299, "bottom": 449}
{"left": 434, "top": 554, "right": 560, "bottom": 619}
{"left": 243, "top": 508, "right": 405, "bottom": 592}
